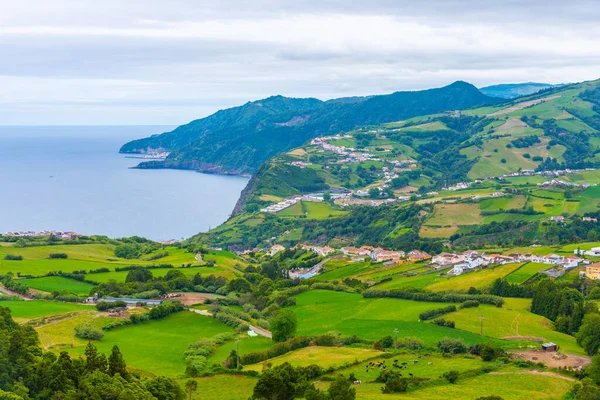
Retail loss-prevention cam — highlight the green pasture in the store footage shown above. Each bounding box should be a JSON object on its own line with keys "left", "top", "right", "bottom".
{"left": 70, "top": 311, "right": 232, "bottom": 376}
{"left": 448, "top": 298, "right": 583, "bottom": 355}
{"left": 504, "top": 262, "right": 547, "bottom": 284}
{"left": 320, "top": 353, "right": 484, "bottom": 383}
{"left": 0, "top": 243, "right": 198, "bottom": 277}
{"left": 85, "top": 265, "right": 236, "bottom": 283}
{"left": 207, "top": 335, "right": 273, "bottom": 366}
{"left": 479, "top": 195, "right": 526, "bottom": 211}
{"left": 190, "top": 375, "right": 257, "bottom": 400}
{"left": 425, "top": 264, "right": 524, "bottom": 292}
{"left": 23, "top": 276, "right": 95, "bottom": 296}
{"left": 0, "top": 300, "right": 91, "bottom": 321}
{"left": 292, "top": 290, "right": 491, "bottom": 346}
{"left": 244, "top": 346, "right": 382, "bottom": 371}
{"left": 338, "top": 371, "right": 573, "bottom": 400}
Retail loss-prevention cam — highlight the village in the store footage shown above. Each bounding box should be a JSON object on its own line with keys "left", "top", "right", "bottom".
{"left": 254, "top": 242, "right": 600, "bottom": 281}
{"left": 2, "top": 230, "right": 82, "bottom": 240}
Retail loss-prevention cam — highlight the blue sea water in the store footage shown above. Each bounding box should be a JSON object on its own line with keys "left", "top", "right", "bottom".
{"left": 0, "top": 126, "right": 249, "bottom": 241}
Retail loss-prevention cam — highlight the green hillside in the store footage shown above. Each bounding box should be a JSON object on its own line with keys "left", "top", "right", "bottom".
{"left": 120, "top": 81, "right": 501, "bottom": 175}
{"left": 187, "top": 78, "right": 600, "bottom": 251}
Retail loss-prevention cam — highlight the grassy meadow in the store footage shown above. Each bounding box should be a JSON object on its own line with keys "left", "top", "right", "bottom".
{"left": 70, "top": 311, "right": 232, "bottom": 376}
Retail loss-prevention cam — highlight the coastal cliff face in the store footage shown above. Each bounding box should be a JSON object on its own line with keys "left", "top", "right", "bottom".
{"left": 132, "top": 159, "right": 251, "bottom": 177}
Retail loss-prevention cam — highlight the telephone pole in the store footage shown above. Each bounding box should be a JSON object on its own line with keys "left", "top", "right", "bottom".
{"left": 236, "top": 338, "right": 240, "bottom": 368}
{"left": 479, "top": 314, "right": 484, "bottom": 336}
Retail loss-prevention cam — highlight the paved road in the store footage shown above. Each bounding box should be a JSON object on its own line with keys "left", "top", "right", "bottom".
{"left": 190, "top": 309, "right": 273, "bottom": 339}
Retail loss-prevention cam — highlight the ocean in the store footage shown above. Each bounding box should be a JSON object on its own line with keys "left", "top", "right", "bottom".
{"left": 0, "top": 126, "right": 249, "bottom": 241}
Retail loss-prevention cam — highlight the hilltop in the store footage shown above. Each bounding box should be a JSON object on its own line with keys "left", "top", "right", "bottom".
{"left": 120, "top": 81, "right": 501, "bottom": 175}
{"left": 480, "top": 82, "right": 558, "bottom": 99}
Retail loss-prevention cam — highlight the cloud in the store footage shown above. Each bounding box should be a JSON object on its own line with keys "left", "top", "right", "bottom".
{"left": 0, "top": 1, "right": 599, "bottom": 124}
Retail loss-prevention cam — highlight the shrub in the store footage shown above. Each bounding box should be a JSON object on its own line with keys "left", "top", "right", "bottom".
{"left": 96, "top": 300, "right": 127, "bottom": 311}
{"left": 399, "top": 337, "right": 424, "bottom": 351}
{"left": 381, "top": 377, "right": 408, "bottom": 393}
{"left": 49, "top": 253, "right": 68, "bottom": 259}
{"left": 363, "top": 289, "right": 503, "bottom": 307}
{"left": 437, "top": 338, "right": 467, "bottom": 354}
{"left": 3, "top": 254, "right": 23, "bottom": 261}
{"left": 74, "top": 324, "right": 104, "bottom": 340}
{"left": 432, "top": 319, "right": 455, "bottom": 328}
{"left": 442, "top": 370, "right": 459, "bottom": 383}
{"left": 459, "top": 300, "right": 480, "bottom": 309}
{"left": 419, "top": 305, "right": 457, "bottom": 321}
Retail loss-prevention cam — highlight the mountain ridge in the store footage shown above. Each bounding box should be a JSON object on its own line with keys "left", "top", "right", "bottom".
{"left": 120, "top": 81, "right": 503, "bottom": 175}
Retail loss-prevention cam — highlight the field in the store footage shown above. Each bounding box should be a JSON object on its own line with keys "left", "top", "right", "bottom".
{"left": 504, "top": 262, "right": 547, "bottom": 284}
{"left": 291, "top": 290, "right": 492, "bottom": 346}
{"left": 1, "top": 300, "right": 92, "bottom": 321}
{"left": 0, "top": 243, "right": 199, "bottom": 277}
{"left": 448, "top": 298, "right": 583, "bottom": 355}
{"left": 425, "top": 263, "right": 524, "bottom": 292}
{"left": 279, "top": 201, "right": 346, "bottom": 220}
{"left": 23, "top": 276, "right": 95, "bottom": 296}
{"left": 70, "top": 311, "right": 232, "bottom": 376}
{"left": 36, "top": 311, "right": 109, "bottom": 349}
{"left": 190, "top": 375, "right": 257, "bottom": 400}
{"left": 85, "top": 265, "right": 236, "bottom": 283}
{"left": 421, "top": 203, "right": 482, "bottom": 238}
{"left": 244, "top": 346, "right": 383, "bottom": 371}
{"left": 339, "top": 371, "right": 573, "bottom": 400}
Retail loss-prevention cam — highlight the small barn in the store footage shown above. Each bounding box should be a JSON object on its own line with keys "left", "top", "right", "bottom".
{"left": 542, "top": 342, "right": 557, "bottom": 352}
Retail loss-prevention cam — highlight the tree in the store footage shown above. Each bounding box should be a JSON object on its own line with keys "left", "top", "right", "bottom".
{"left": 577, "top": 314, "right": 600, "bottom": 355}
{"left": 381, "top": 377, "right": 408, "bottom": 393}
{"left": 327, "top": 375, "right": 356, "bottom": 400}
{"left": 0, "top": 389, "right": 24, "bottom": 400}
{"left": 185, "top": 380, "right": 198, "bottom": 400}
{"left": 437, "top": 338, "right": 466, "bottom": 354}
{"left": 590, "top": 230, "right": 600, "bottom": 242}
{"left": 323, "top": 193, "right": 332, "bottom": 202}
{"left": 442, "top": 370, "right": 459, "bottom": 384}
{"left": 589, "top": 287, "right": 600, "bottom": 300}
{"left": 108, "top": 345, "right": 129, "bottom": 379}
{"left": 251, "top": 362, "right": 308, "bottom": 400}
{"left": 368, "top": 188, "right": 380, "bottom": 199}
{"left": 588, "top": 354, "right": 600, "bottom": 386}
{"left": 85, "top": 342, "right": 107, "bottom": 373}
{"left": 270, "top": 310, "right": 298, "bottom": 343}
{"left": 145, "top": 376, "right": 186, "bottom": 400}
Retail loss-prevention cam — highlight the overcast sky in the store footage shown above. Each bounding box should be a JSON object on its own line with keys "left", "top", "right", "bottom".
{"left": 2, "top": 0, "right": 600, "bottom": 125}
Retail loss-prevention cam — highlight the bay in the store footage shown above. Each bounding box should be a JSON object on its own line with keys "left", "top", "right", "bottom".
{"left": 0, "top": 126, "right": 249, "bottom": 241}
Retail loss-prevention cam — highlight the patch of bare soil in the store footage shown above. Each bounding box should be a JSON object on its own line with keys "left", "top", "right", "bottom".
{"left": 510, "top": 350, "right": 591, "bottom": 369}
{"left": 164, "top": 292, "right": 219, "bottom": 306}
{"left": 502, "top": 336, "right": 544, "bottom": 342}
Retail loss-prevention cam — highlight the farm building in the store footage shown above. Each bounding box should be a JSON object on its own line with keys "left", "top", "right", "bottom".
{"left": 103, "top": 297, "right": 163, "bottom": 306}
{"left": 542, "top": 342, "right": 558, "bottom": 352}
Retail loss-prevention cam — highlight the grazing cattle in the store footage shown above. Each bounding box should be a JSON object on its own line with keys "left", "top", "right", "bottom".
{"left": 401, "top": 362, "right": 407, "bottom": 365}
{"left": 353, "top": 380, "right": 361, "bottom": 385}
{"left": 428, "top": 362, "right": 433, "bottom": 365}
{"left": 408, "top": 373, "right": 413, "bottom": 377}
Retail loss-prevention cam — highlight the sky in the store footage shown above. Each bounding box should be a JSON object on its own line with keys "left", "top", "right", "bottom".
{"left": 2, "top": 0, "right": 600, "bottom": 125}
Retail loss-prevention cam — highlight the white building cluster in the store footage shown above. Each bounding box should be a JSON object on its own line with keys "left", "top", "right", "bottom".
{"left": 432, "top": 250, "right": 585, "bottom": 276}
{"left": 3, "top": 230, "right": 82, "bottom": 240}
